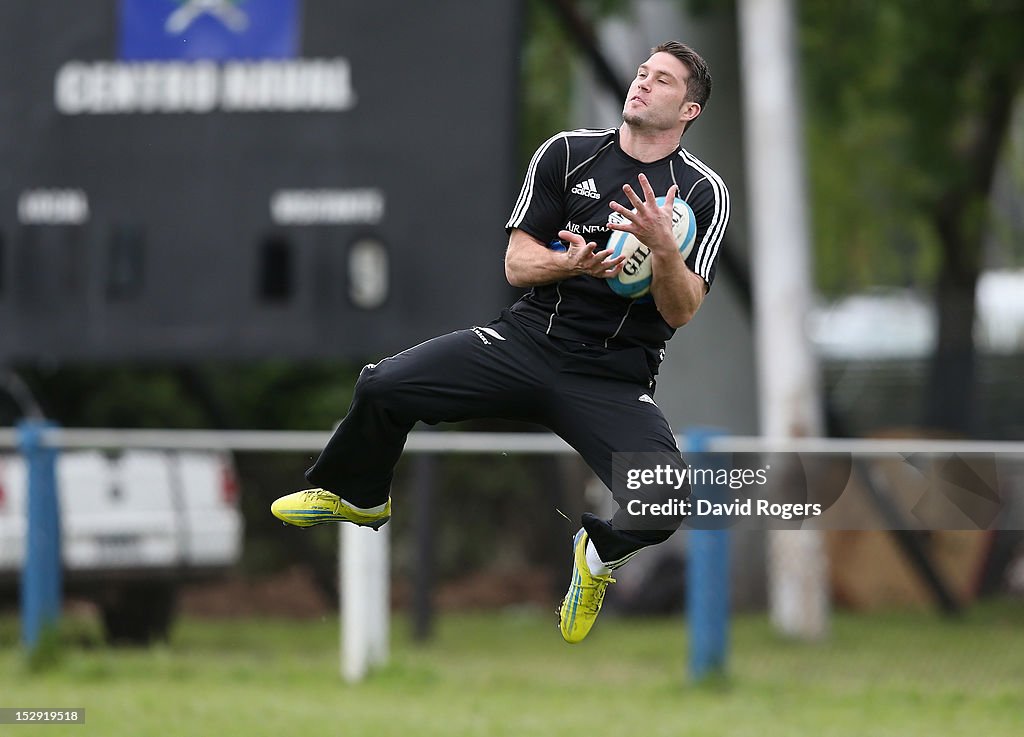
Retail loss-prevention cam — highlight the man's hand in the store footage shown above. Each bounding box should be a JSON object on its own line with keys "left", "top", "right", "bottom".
{"left": 557, "top": 230, "right": 627, "bottom": 279}
{"left": 606, "top": 174, "right": 704, "bottom": 327}
{"left": 505, "top": 228, "right": 624, "bottom": 287}
{"left": 607, "top": 174, "right": 679, "bottom": 256}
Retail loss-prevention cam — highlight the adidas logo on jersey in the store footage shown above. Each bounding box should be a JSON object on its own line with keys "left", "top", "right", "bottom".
{"left": 571, "top": 178, "right": 601, "bottom": 200}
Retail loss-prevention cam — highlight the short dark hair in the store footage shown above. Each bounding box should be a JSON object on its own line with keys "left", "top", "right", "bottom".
{"left": 652, "top": 41, "right": 712, "bottom": 110}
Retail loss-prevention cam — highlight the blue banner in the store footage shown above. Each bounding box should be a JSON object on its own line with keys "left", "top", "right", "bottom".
{"left": 119, "top": 0, "right": 301, "bottom": 60}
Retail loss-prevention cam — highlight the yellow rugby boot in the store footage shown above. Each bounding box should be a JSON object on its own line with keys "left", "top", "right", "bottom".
{"left": 559, "top": 529, "right": 615, "bottom": 643}
{"left": 271, "top": 489, "right": 390, "bottom": 529}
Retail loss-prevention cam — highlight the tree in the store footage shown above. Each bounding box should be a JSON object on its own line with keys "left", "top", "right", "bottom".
{"left": 800, "top": 0, "right": 1024, "bottom": 434}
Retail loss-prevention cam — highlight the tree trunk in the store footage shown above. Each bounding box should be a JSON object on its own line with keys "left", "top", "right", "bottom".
{"left": 922, "top": 71, "right": 1021, "bottom": 435}
{"left": 923, "top": 242, "right": 978, "bottom": 434}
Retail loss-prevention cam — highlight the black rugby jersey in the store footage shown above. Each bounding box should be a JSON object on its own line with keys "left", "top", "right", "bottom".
{"left": 505, "top": 128, "right": 729, "bottom": 353}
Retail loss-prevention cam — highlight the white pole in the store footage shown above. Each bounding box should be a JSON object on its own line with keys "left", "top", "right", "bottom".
{"left": 368, "top": 525, "right": 390, "bottom": 667}
{"left": 341, "top": 524, "right": 389, "bottom": 682}
{"left": 737, "top": 0, "right": 829, "bottom": 640}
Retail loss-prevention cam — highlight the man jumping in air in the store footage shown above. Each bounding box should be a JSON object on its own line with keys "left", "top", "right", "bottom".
{"left": 272, "top": 41, "right": 729, "bottom": 644}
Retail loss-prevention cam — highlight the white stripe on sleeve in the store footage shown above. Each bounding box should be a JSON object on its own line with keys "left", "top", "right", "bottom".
{"left": 678, "top": 149, "right": 730, "bottom": 282}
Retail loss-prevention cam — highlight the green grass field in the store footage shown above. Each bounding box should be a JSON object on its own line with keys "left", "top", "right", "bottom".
{"left": 1, "top": 602, "right": 1023, "bottom": 737}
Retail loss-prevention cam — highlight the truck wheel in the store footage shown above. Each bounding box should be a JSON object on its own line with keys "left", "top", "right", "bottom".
{"left": 100, "top": 584, "right": 177, "bottom": 645}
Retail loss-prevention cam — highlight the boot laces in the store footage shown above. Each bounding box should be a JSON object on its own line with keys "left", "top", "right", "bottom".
{"left": 577, "top": 576, "right": 615, "bottom": 615}
{"left": 301, "top": 489, "right": 337, "bottom": 507}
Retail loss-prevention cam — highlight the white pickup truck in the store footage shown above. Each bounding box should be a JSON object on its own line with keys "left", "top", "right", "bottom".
{"left": 0, "top": 449, "right": 243, "bottom": 643}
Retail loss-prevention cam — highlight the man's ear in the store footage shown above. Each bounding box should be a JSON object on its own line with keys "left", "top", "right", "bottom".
{"left": 681, "top": 101, "right": 701, "bottom": 124}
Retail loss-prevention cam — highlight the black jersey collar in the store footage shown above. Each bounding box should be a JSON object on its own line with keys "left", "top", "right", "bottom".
{"left": 613, "top": 128, "right": 682, "bottom": 167}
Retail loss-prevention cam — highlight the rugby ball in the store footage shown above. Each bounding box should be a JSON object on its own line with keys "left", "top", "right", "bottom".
{"left": 606, "top": 196, "right": 697, "bottom": 299}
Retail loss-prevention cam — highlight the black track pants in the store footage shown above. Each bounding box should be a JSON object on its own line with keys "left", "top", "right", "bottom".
{"left": 306, "top": 312, "right": 689, "bottom": 565}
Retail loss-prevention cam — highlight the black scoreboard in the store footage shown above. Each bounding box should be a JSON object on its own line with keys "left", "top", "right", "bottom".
{"left": 0, "top": 0, "right": 520, "bottom": 361}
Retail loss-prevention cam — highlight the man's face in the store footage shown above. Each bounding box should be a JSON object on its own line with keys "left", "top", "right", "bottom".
{"left": 622, "top": 52, "right": 697, "bottom": 132}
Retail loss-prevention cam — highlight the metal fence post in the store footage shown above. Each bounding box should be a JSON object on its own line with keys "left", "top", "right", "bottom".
{"left": 17, "top": 419, "right": 62, "bottom": 651}
{"left": 412, "top": 453, "right": 436, "bottom": 642}
{"left": 684, "top": 427, "right": 730, "bottom": 682}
